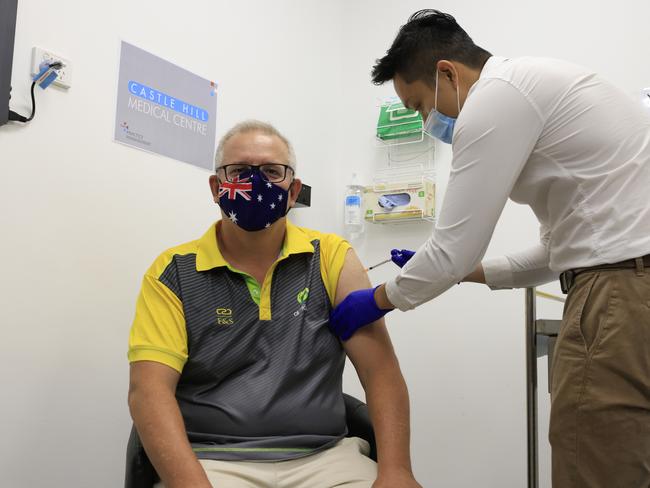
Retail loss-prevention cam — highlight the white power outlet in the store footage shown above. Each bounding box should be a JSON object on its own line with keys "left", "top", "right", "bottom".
{"left": 31, "top": 47, "right": 72, "bottom": 89}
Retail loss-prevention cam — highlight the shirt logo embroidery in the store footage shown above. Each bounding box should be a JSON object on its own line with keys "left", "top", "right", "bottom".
{"left": 297, "top": 287, "right": 310, "bottom": 304}
{"left": 215, "top": 308, "right": 234, "bottom": 326}
{"left": 293, "top": 288, "right": 310, "bottom": 317}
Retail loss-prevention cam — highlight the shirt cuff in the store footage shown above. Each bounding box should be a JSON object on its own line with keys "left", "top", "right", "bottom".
{"left": 482, "top": 256, "right": 515, "bottom": 290}
{"left": 385, "top": 277, "right": 415, "bottom": 312}
{"left": 128, "top": 346, "right": 186, "bottom": 373}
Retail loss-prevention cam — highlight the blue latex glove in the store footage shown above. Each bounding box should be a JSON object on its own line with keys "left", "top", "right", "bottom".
{"left": 329, "top": 286, "right": 390, "bottom": 341}
{"left": 391, "top": 249, "right": 416, "bottom": 268}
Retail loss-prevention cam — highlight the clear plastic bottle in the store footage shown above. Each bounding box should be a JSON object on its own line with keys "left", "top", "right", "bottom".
{"left": 344, "top": 172, "right": 364, "bottom": 238}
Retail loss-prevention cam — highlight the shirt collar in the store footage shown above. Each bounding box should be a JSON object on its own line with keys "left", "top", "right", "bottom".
{"left": 196, "top": 219, "right": 314, "bottom": 271}
{"left": 479, "top": 55, "right": 508, "bottom": 80}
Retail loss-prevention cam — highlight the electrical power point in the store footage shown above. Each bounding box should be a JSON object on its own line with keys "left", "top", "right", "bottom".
{"left": 31, "top": 47, "right": 72, "bottom": 89}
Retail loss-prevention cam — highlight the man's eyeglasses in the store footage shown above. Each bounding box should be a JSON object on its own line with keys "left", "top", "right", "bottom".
{"left": 217, "top": 163, "right": 294, "bottom": 183}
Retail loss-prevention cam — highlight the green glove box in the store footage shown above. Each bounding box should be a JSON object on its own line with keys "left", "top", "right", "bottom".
{"left": 376, "top": 101, "right": 423, "bottom": 141}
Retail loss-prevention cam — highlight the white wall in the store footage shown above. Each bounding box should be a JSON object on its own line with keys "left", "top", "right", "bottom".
{"left": 1, "top": 1, "right": 648, "bottom": 487}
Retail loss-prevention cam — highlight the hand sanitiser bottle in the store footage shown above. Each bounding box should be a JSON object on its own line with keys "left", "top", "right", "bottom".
{"left": 344, "top": 172, "right": 364, "bottom": 239}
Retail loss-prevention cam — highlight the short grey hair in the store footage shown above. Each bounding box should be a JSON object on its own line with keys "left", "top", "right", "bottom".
{"left": 214, "top": 120, "right": 296, "bottom": 172}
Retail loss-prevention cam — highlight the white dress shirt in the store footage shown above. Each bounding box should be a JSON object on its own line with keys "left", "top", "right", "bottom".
{"left": 386, "top": 56, "right": 650, "bottom": 311}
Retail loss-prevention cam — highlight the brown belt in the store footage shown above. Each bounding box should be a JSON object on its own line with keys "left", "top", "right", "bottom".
{"left": 559, "top": 254, "right": 650, "bottom": 294}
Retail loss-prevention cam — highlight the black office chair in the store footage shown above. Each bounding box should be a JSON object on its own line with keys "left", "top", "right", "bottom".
{"left": 125, "top": 393, "right": 376, "bottom": 488}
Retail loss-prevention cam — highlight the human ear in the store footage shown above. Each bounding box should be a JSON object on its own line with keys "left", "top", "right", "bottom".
{"left": 436, "top": 60, "right": 457, "bottom": 85}
{"left": 288, "top": 178, "right": 302, "bottom": 207}
{"left": 209, "top": 174, "right": 220, "bottom": 203}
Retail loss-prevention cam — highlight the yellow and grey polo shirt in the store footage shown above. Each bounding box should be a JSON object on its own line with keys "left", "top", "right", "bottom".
{"left": 128, "top": 220, "right": 351, "bottom": 461}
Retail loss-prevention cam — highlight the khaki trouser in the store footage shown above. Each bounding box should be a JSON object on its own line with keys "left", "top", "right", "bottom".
{"left": 550, "top": 266, "right": 650, "bottom": 487}
{"left": 155, "top": 437, "right": 376, "bottom": 488}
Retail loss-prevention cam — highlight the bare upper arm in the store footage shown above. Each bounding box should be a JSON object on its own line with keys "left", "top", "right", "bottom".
{"left": 129, "top": 360, "right": 181, "bottom": 397}
{"left": 335, "top": 249, "right": 399, "bottom": 383}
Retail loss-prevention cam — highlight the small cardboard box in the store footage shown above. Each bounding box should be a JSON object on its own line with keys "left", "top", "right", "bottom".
{"left": 364, "top": 178, "right": 435, "bottom": 222}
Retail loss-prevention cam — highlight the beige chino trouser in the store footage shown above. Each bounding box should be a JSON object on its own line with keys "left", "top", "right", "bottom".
{"left": 155, "top": 437, "right": 377, "bottom": 488}
{"left": 550, "top": 264, "right": 650, "bottom": 487}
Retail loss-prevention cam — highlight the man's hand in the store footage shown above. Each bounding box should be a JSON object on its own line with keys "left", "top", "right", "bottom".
{"left": 329, "top": 286, "right": 391, "bottom": 340}
{"left": 373, "top": 469, "right": 423, "bottom": 488}
{"left": 390, "top": 249, "right": 416, "bottom": 268}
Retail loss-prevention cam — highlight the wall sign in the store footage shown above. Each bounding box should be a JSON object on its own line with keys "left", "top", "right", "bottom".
{"left": 114, "top": 41, "right": 218, "bottom": 170}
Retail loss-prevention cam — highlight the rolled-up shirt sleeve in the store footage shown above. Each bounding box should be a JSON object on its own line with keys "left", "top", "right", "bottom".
{"left": 482, "top": 224, "right": 558, "bottom": 289}
{"left": 385, "top": 79, "right": 545, "bottom": 311}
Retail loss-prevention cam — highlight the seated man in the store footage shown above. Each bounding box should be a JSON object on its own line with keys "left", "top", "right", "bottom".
{"left": 127, "top": 120, "right": 421, "bottom": 488}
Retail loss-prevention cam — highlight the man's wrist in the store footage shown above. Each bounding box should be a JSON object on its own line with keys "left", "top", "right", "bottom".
{"left": 374, "top": 283, "right": 395, "bottom": 310}
{"left": 377, "top": 462, "right": 413, "bottom": 475}
{"left": 375, "top": 463, "right": 417, "bottom": 485}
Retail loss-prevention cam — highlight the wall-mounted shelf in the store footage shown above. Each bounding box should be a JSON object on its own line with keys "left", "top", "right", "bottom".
{"left": 366, "top": 98, "right": 437, "bottom": 225}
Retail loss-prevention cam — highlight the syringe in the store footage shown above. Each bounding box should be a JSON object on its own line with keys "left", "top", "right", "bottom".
{"left": 365, "top": 258, "right": 391, "bottom": 272}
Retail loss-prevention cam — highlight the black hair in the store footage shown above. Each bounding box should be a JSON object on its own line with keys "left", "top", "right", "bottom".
{"left": 371, "top": 9, "right": 491, "bottom": 86}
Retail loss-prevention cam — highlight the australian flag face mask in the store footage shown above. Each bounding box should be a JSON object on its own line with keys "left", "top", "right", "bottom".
{"left": 218, "top": 169, "right": 290, "bottom": 232}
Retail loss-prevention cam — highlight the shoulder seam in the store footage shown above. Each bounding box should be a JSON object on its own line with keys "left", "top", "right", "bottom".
{"left": 477, "top": 77, "right": 545, "bottom": 122}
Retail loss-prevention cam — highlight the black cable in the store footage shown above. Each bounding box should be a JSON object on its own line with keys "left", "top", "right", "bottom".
{"left": 25, "top": 80, "right": 36, "bottom": 121}
{"left": 8, "top": 81, "right": 36, "bottom": 123}
{"left": 7, "top": 61, "right": 62, "bottom": 124}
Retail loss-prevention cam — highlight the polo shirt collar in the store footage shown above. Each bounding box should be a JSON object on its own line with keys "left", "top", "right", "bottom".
{"left": 196, "top": 219, "right": 314, "bottom": 272}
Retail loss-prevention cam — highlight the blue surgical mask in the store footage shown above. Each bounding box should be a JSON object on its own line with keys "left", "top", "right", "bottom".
{"left": 218, "top": 169, "right": 290, "bottom": 232}
{"left": 423, "top": 69, "right": 461, "bottom": 144}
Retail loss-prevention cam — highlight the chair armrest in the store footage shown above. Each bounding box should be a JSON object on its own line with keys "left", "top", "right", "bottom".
{"left": 125, "top": 424, "right": 158, "bottom": 488}
{"left": 343, "top": 393, "right": 377, "bottom": 461}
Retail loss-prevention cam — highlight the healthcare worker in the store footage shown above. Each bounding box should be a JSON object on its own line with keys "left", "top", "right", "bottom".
{"left": 329, "top": 9, "right": 650, "bottom": 488}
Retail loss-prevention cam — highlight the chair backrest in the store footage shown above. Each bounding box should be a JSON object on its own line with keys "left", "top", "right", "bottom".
{"left": 125, "top": 393, "right": 376, "bottom": 488}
